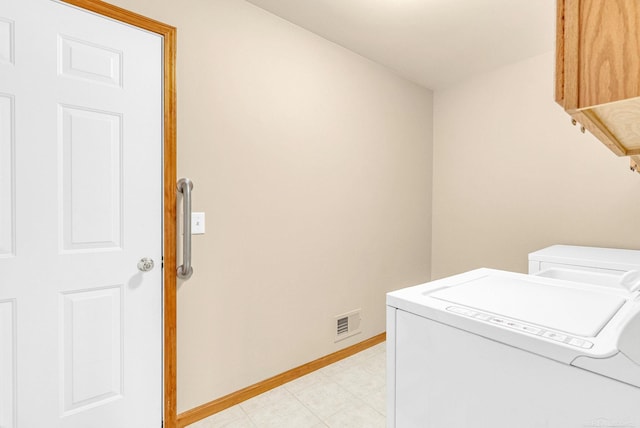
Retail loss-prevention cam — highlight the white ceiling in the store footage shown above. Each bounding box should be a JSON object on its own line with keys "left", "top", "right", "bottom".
{"left": 245, "top": 0, "right": 556, "bottom": 89}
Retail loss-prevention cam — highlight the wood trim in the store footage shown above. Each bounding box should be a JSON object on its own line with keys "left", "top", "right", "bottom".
{"left": 176, "top": 333, "right": 387, "bottom": 428}
{"left": 59, "top": 2, "right": 178, "bottom": 427}
{"left": 60, "top": 0, "right": 175, "bottom": 35}
{"left": 162, "top": 24, "right": 179, "bottom": 428}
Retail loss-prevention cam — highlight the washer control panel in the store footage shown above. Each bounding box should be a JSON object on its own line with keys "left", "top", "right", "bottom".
{"left": 446, "top": 306, "right": 594, "bottom": 349}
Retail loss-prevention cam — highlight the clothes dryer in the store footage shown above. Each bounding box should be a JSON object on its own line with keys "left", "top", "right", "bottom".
{"left": 529, "top": 245, "right": 640, "bottom": 291}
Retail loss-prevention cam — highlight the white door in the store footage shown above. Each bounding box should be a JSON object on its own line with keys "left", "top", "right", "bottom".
{"left": 0, "top": 0, "right": 163, "bottom": 427}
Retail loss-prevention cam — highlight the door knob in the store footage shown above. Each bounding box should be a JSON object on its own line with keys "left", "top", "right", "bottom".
{"left": 137, "top": 257, "right": 155, "bottom": 272}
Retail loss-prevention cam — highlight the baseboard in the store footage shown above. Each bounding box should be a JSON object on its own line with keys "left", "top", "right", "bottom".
{"left": 176, "top": 332, "right": 386, "bottom": 427}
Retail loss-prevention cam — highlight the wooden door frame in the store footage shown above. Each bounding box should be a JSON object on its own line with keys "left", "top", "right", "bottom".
{"left": 58, "top": 1, "right": 178, "bottom": 427}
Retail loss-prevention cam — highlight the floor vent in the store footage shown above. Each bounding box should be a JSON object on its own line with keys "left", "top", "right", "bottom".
{"left": 335, "top": 309, "right": 362, "bottom": 342}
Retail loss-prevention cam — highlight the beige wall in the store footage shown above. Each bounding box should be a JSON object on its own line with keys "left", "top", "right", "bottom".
{"left": 432, "top": 51, "right": 640, "bottom": 279}
{"left": 107, "top": 0, "right": 433, "bottom": 412}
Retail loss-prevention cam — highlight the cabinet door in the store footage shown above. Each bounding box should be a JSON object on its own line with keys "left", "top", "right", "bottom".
{"left": 562, "top": 0, "right": 640, "bottom": 111}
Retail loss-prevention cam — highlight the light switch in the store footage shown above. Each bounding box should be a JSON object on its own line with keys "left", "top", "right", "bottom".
{"left": 191, "top": 212, "right": 205, "bottom": 234}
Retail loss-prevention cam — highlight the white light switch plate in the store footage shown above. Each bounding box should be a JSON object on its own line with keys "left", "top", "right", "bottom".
{"left": 192, "top": 212, "right": 205, "bottom": 234}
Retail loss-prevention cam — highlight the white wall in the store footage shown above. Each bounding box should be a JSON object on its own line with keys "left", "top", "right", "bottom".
{"left": 432, "top": 51, "right": 640, "bottom": 279}
{"left": 106, "top": 0, "right": 433, "bottom": 412}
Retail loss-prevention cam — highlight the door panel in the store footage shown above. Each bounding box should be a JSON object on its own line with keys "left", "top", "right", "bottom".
{"left": 0, "top": 0, "right": 163, "bottom": 426}
{"left": 0, "top": 17, "right": 12, "bottom": 65}
{"left": 0, "top": 299, "right": 15, "bottom": 428}
{"left": 60, "top": 105, "right": 122, "bottom": 252}
{"left": 0, "top": 93, "right": 13, "bottom": 257}
{"left": 61, "top": 286, "right": 123, "bottom": 415}
{"left": 58, "top": 35, "right": 122, "bottom": 87}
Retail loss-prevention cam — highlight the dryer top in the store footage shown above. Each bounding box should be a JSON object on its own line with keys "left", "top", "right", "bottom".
{"left": 529, "top": 245, "right": 640, "bottom": 272}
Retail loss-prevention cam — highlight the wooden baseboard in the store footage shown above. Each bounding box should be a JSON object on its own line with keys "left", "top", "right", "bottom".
{"left": 176, "top": 332, "right": 386, "bottom": 427}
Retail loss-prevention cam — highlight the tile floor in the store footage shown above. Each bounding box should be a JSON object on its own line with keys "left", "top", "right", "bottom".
{"left": 188, "top": 342, "right": 387, "bottom": 428}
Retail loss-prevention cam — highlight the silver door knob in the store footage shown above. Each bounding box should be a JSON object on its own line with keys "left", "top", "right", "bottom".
{"left": 137, "top": 257, "right": 155, "bottom": 272}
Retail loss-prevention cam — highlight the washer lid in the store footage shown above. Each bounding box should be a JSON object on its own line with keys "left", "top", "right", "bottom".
{"left": 430, "top": 274, "right": 626, "bottom": 337}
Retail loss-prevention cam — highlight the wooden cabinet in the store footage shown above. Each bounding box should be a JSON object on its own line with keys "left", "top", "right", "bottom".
{"left": 556, "top": 0, "right": 640, "bottom": 173}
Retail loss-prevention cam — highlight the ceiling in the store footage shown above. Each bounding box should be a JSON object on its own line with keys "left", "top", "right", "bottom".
{"left": 244, "top": 0, "right": 556, "bottom": 90}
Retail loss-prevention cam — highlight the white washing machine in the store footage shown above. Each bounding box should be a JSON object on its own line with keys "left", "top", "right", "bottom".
{"left": 387, "top": 246, "right": 640, "bottom": 428}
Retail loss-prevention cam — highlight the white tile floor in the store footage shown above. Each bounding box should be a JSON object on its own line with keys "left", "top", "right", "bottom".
{"left": 188, "top": 342, "right": 386, "bottom": 428}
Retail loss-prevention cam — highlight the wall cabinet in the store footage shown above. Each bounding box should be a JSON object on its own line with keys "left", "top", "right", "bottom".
{"left": 556, "top": 0, "right": 640, "bottom": 173}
